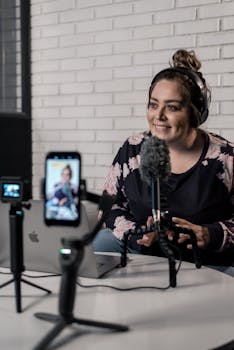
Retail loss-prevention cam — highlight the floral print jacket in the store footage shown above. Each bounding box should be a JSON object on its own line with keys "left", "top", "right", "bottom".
{"left": 103, "top": 131, "right": 234, "bottom": 261}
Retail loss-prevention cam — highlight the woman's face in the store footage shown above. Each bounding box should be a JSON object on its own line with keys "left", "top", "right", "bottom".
{"left": 147, "top": 79, "right": 192, "bottom": 145}
{"left": 61, "top": 169, "right": 71, "bottom": 183}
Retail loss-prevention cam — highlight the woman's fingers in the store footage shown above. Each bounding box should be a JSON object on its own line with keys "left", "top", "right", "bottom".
{"left": 165, "top": 229, "right": 175, "bottom": 241}
{"left": 172, "top": 217, "right": 210, "bottom": 249}
{"left": 178, "top": 233, "right": 190, "bottom": 243}
{"left": 146, "top": 216, "right": 153, "bottom": 226}
{"left": 137, "top": 232, "right": 156, "bottom": 247}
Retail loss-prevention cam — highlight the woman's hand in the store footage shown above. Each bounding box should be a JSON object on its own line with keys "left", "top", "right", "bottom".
{"left": 59, "top": 197, "right": 68, "bottom": 206}
{"left": 136, "top": 216, "right": 176, "bottom": 247}
{"left": 172, "top": 217, "right": 210, "bottom": 249}
{"left": 137, "top": 216, "right": 157, "bottom": 247}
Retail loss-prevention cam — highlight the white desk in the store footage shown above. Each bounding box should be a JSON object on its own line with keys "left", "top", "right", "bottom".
{"left": 0, "top": 255, "right": 233, "bottom": 350}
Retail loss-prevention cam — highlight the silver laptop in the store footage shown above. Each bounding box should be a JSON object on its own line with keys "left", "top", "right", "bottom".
{"left": 0, "top": 200, "right": 120, "bottom": 278}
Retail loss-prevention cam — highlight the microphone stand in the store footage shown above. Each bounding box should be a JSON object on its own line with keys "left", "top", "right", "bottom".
{"left": 121, "top": 224, "right": 155, "bottom": 267}
{"left": 120, "top": 179, "right": 177, "bottom": 287}
{"left": 170, "top": 225, "right": 202, "bottom": 269}
{"left": 33, "top": 193, "right": 129, "bottom": 350}
{"left": 121, "top": 201, "right": 202, "bottom": 271}
{"left": 0, "top": 201, "right": 51, "bottom": 313}
{"left": 151, "top": 177, "right": 177, "bottom": 288}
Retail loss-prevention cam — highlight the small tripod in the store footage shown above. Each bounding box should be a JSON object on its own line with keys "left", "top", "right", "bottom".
{"left": 33, "top": 192, "right": 129, "bottom": 350}
{"left": 0, "top": 202, "right": 51, "bottom": 313}
{"left": 33, "top": 238, "right": 128, "bottom": 350}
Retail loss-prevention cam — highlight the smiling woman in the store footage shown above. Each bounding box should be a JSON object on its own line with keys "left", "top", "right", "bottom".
{"left": 148, "top": 79, "right": 206, "bottom": 174}
{"left": 147, "top": 80, "right": 192, "bottom": 140}
{"left": 93, "top": 49, "right": 234, "bottom": 270}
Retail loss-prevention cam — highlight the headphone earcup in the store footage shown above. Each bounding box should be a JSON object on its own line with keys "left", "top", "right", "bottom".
{"left": 200, "top": 108, "right": 209, "bottom": 125}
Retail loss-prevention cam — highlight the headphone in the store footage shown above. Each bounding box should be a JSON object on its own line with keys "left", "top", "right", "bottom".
{"left": 150, "top": 67, "right": 210, "bottom": 125}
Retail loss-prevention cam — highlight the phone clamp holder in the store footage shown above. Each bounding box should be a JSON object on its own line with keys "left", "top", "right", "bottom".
{"left": 120, "top": 222, "right": 177, "bottom": 288}
{"left": 0, "top": 202, "right": 51, "bottom": 313}
{"left": 120, "top": 216, "right": 202, "bottom": 282}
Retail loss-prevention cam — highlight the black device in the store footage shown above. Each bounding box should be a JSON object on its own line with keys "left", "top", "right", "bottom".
{"left": 150, "top": 66, "right": 210, "bottom": 125}
{"left": 0, "top": 175, "right": 51, "bottom": 313}
{"left": 0, "top": 177, "right": 23, "bottom": 202}
{"left": 0, "top": 113, "right": 32, "bottom": 201}
{"left": 44, "top": 152, "right": 81, "bottom": 227}
{"left": 0, "top": 184, "right": 51, "bottom": 313}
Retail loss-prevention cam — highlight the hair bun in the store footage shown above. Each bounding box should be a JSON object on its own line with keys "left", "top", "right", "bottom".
{"left": 171, "top": 49, "right": 201, "bottom": 72}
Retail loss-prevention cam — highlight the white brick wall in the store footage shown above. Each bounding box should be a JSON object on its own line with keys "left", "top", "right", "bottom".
{"left": 31, "top": 0, "right": 234, "bottom": 197}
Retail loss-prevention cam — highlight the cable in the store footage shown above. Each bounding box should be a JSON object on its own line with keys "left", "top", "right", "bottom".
{"left": 0, "top": 242, "right": 182, "bottom": 292}
{"left": 1, "top": 266, "right": 182, "bottom": 292}
{"left": 76, "top": 247, "right": 182, "bottom": 292}
{"left": 22, "top": 273, "right": 61, "bottom": 278}
{"left": 0, "top": 269, "right": 176, "bottom": 291}
{"left": 76, "top": 279, "right": 171, "bottom": 291}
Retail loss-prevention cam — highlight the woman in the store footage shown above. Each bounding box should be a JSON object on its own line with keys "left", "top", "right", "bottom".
{"left": 93, "top": 49, "right": 234, "bottom": 267}
{"left": 46, "top": 164, "right": 78, "bottom": 220}
{"left": 53, "top": 165, "right": 76, "bottom": 207}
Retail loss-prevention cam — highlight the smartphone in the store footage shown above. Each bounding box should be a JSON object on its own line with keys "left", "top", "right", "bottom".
{"left": 44, "top": 152, "right": 81, "bottom": 226}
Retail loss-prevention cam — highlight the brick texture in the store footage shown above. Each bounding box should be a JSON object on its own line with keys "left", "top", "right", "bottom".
{"left": 31, "top": 0, "right": 234, "bottom": 197}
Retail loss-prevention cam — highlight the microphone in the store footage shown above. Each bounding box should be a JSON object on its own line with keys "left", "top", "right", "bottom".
{"left": 139, "top": 136, "right": 170, "bottom": 226}
{"left": 139, "top": 136, "right": 202, "bottom": 270}
{"left": 139, "top": 136, "right": 176, "bottom": 287}
{"left": 139, "top": 136, "right": 171, "bottom": 184}
{"left": 140, "top": 136, "right": 171, "bottom": 225}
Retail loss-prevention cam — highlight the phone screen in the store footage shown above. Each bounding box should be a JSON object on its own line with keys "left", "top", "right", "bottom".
{"left": 44, "top": 152, "right": 81, "bottom": 226}
{"left": 2, "top": 183, "right": 22, "bottom": 199}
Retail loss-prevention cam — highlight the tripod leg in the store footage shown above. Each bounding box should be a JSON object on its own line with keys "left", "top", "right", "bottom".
{"left": 73, "top": 317, "right": 129, "bottom": 332}
{"left": 15, "top": 275, "right": 22, "bottom": 313}
{"left": 0, "top": 278, "right": 14, "bottom": 288}
{"left": 33, "top": 318, "right": 67, "bottom": 350}
{"left": 21, "top": 278, "right": 51, "bottom": 294}
{"left": 34, "top": 312, "right": 60, "bottom": 323}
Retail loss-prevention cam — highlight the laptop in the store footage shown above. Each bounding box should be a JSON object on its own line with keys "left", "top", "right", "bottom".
{"left": 0, "top": 200, "right": 120, "bottom": 278}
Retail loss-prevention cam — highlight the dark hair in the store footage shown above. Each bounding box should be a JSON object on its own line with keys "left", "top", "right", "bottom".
{"left": 62, "top": 164, "right": 72, "bottom": 178}
{"left": 148, "top": 49, "right": 211, "bottom": 127}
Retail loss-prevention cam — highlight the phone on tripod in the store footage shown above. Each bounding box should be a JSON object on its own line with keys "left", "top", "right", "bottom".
{"left": 44, "top": 152, "right": 81, "bottom": 227}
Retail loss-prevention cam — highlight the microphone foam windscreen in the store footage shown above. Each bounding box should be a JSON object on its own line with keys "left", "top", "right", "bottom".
{"left": 139, "top": 136, "right": 171, "bottom": 185}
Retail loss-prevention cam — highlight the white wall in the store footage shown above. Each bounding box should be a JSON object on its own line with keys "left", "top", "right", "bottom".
{"left": 31, "top": 0, "right": 234, "bottom": 198}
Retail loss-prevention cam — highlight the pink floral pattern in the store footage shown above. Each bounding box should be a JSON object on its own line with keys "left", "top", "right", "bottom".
{"left": 123, "top": 163, "right": 130, "bottom": 179}
{"left": 209, "top": 133, "right": 234, "bottom": 148}
{"left": 217, "top": 153, "right": 233, "bottom": 191}
{"left": 202, "top": 159, "right": 208, "bottom": 166}
{"left": 128, "top": 133, "right": 144, "bottom": 145}
{"left": 219, "top": 222, "right": 234, "bottom": 251}
{"left": 129, "top": 155, "right": 141, "bottom": 171}
{"left": 203, "top": 133, "right": 233, "bottom": 191}
{"left": 104, "top": 162, "right": 121, "bottom": 195}
{"left": 205, "top": 140, "right": 220, "bottom": 160}
{"left": 113, "top": 216, "right": 135, "bottom": 239}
